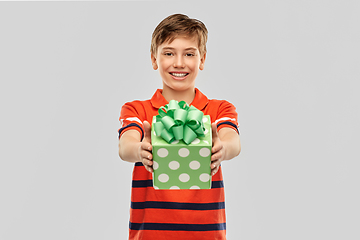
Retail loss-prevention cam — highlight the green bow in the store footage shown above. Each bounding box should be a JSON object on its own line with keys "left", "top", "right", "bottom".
{"left": 153, "top": 100, "right": 205, "bottom": 144}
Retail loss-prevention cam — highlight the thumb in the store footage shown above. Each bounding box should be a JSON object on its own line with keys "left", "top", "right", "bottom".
{"left": 143, "top": 120, "right": 152, "bottom": 143}
{"left": 211, "top": 123, "right": 219, "bottom": 143}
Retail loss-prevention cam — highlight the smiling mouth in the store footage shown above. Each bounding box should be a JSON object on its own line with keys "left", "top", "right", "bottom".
{"left": 170, "top": 72, "right": 189, "bottom": 77}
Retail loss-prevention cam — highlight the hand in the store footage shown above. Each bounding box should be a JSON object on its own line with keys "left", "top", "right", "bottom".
{"left": 138, "top": 120, "right": 153, "bottom": 173}
{"left": 211, "top": 123, "right": 225, "bottom": 176}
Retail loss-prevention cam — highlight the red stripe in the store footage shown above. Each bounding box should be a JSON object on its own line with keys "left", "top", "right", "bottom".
{"left": 131, "top": 187, "right": 225, "bottom": 203}
{"left": 130, "top": 208, "right": 226, "bottom": 225}
{"left": 129, "top": 229, "right": 226, "bottom": 240}
{"left": 132, "top": 165, "right": 151, "bottom": 180}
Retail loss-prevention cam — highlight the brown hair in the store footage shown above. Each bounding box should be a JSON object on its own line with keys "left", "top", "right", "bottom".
{"left": 151, "top": 14, "right": 208, "bottom": 56}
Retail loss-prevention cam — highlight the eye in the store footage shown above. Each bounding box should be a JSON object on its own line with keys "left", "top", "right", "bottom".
{"left": 164, "top": 52, "right": 173, "bottom": 56}
{"left": 185, "top": 53, "right": 195, "bottom": 57}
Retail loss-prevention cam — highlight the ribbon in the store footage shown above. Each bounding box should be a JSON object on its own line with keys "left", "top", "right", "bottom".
{"left": 153, "top": 100, "right": 205, "bottom": 144}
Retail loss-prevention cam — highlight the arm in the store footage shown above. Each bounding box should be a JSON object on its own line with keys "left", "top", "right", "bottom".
{"left": 118, "top": 121, "right": 154, "bottom": 173}
{"left": 211, "top": 123, "right": 241, "bottom": 176}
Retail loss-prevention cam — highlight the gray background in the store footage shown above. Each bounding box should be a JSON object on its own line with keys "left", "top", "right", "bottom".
{"left": 1, "top": 1, "right": 359, "bottom": 239}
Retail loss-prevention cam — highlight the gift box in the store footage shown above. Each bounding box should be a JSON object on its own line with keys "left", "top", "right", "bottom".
{"left": 151, "top": 100, "right": 212, "bottom": 190}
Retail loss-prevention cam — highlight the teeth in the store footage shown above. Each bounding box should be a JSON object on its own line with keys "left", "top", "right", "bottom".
{"left": 171, "top": 73, "right": 187, "bottom": 77}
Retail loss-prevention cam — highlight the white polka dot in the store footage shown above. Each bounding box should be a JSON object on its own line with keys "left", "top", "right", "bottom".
{"left": 190, "top": 185, "right": 200, "bottom": 189}
{"left": 157, "top": 148, "right": 168, "bottom": 158}
{"left": 153, "top": 186, "right": 159, "bottom": 190}
{"left": 171, "top": 140, "right": 179, "bottom": 144}
{"left": 191, "top": 138, "right": 200, "bottom": 144}
{"left": 202, "top": 117, "right": 208, "bottom": 123}
{"left": 199, "top": 173, "right": 210, "bottom": 182}
{"left": 170, "top": 186, "right": 180, "bottom": 189}
{"left": 199, "top": 148, "right": 211, "bottom": 157}
{"left": 204, "top": 128, "right": 209, "bottom": 135}
{"left": 179, "top": 173, "right": 190, "bottom": 182}
{"left": 178, "top": 148, "right": 190, "bottom": 157}
{"left": 153, "top": 161, "right": 159, "bottom": 170}
{"left": 158, "top": 173, "right": 169, "bottom": 182}
{"left": 189, "top": 161, "right": 200, "bottom": 170}
{"left": 169, "top": 161, "right": 180, "bottom": 170}
{"left": 203, "top": 140, "right": 209, "bottom": 145}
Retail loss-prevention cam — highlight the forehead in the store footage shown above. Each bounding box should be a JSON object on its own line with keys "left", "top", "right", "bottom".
{"left": 159, "top": 35, "right": 199, "bottom": 50}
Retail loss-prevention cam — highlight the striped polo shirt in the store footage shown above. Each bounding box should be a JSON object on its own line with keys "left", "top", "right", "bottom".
{"left": 119, "top": 88, "right": 239, "bottom": 240}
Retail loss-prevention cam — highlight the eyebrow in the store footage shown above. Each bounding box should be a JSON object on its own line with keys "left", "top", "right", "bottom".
{"left": 161, "top": 47, "right": 198, "bottom": 51}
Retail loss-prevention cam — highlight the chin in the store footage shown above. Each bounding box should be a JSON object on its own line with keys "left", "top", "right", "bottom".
{"left": 169, "top": 83, "right": 194, "bottom": 91}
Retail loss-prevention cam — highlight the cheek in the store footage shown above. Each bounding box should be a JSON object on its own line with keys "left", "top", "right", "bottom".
{"left": 190, "top": 62, "right": 201, "bottom": 71}
{"left": 159, "top": 57, "right": 171, "bottom": 64}
{"left": 188, "top": 58, "right": 201, "bottom": 69}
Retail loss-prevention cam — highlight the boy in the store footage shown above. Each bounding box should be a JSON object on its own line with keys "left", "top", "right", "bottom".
{"left": 118, "top": 14, "right": 241, "bottom": 240}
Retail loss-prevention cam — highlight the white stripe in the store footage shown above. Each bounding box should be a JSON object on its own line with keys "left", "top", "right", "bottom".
{"left": 120, "top": 117, "right": 143, "bottom": 127}
{"left": 214, "top": 117, "right": 236, "bottom": 125}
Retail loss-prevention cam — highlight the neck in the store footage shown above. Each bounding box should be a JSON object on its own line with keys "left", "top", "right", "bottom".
{"left": 162, "top": 85, "right": 196, "bottom": 105}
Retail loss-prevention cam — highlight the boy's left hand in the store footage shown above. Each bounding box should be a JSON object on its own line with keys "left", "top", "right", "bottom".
{"left": 211, "top": 123, "right": 225, "bottom": 176}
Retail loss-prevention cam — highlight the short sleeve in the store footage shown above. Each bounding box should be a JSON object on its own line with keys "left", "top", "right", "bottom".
{"left": 214, "top": 101, "right": 240, "bottom": 134}
{"left": 118, "top": 101, "right": 144, "bottom": 140}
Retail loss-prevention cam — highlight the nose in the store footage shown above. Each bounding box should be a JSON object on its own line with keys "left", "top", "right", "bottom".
{"left": 173, "top": 55, "right": 185, "bottom": 68}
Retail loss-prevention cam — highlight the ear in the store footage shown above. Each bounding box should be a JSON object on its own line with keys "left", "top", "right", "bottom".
{"left": 151, "top": 53, "right": 158, "bottom": 70}
{"left": 199, "top": 52, "right": 206, "bottom": 71}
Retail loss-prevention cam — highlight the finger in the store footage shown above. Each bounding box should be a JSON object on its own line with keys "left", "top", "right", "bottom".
{"left": 141, "top": 141, "right": 152, "bottom": 152}
{"left": 143, "top": 120, "right": 152, "bottom": 143}
{"left": 211, "top": 165, "right": 220, "bottom": 176}
{"left": 141, "top": 148, "right": 153, "bottom": 159}
{"left": 144, "top": 164, "right": 153, "bottom": 173}
{"left": 211, "top": 159, "right": 220, "bottom": 169}
{"left": 141, "top": 150, "right": 153, "bottom": 160}
{"left": 212, "top": 142, "right": 223, "bottom": 154}
{"left": 142, "top": 158, "right": 153, "bottom": 174}
{"left": 146, "top": 163, "right": 154, "bottom": 173}
{"left": 211, "top": 151, "right": 222, "bottom": 162}
{"left": 142, "top": 158, "right": 153, "bottom": 166}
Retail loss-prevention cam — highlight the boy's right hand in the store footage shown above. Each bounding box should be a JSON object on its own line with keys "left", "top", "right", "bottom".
{"left": 139, "top": 120, "right": 153, "bottom": 173}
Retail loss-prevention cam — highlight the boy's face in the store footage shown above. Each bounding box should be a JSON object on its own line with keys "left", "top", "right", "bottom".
{"left": 151, "top": 36, "right": 206, "bottom": 93}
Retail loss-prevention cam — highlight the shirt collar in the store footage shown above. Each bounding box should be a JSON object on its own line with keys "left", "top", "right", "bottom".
{"left": 150, "top": 88, "right": 209, "bottom": 110}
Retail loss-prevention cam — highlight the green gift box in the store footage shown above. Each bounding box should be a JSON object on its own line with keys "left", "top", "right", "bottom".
{"left": 151, "top": 102, "right": 212, "bottom": 190}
